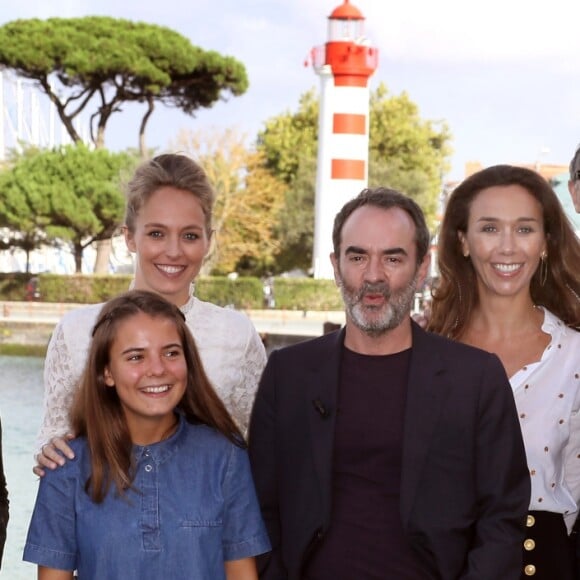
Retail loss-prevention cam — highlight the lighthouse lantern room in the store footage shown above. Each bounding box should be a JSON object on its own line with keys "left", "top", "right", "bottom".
{"left": 327, "top": 1, "right": 364, "bottom": 41}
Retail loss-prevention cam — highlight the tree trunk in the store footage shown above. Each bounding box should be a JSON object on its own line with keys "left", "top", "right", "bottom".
{"left": 74, "top": 243, "right": 83, "bottom": 273}
{"left": 139, "top": 97, "right": 155, "bottom": 159}
{"left": 95, "top": 126, "right": 106, "bottom": 149}
{"left": 93, "top": 239, "right": 112, "bottom": 274}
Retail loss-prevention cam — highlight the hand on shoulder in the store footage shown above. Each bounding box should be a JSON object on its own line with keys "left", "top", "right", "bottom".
{"left": 33, "top": 434, "right": 76, "bottom": 477}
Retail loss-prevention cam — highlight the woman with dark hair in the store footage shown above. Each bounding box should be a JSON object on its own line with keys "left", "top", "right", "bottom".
{"left": 35, "top": 153, "right": 266, "bottom": 475}
{"left": 24, "top": 290, "right": 270, "bottom": 579}
{"left": 430, "top": 164, "right": 580, "bottom": 579}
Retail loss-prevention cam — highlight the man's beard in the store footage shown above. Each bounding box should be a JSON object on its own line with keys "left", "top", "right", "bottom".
{"left": 337, "top": 272, "right": 419, "bottom": 336}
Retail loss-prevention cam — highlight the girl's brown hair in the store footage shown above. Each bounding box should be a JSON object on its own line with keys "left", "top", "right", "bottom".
{"left": 70, "top": 289, "right": 243, "bottom": 503}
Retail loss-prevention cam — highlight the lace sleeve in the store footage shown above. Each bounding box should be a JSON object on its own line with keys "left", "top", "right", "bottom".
{"left": 233, "top": 326, "right": 267, "bottom": 437}
{"left": 34, "top": 322, "right": 78, "bottom": 457}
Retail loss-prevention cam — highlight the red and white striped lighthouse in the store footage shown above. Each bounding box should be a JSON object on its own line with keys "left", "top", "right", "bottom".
{"left": 310, "top": 0, "right": 378, "bottom": 279}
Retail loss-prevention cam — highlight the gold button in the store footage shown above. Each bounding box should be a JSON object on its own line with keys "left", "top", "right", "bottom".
{"left": 524, "top": 539, "right": 536, "bottom": 551}
{"left": 526, "top": 515, "right": 536, "bottom": 527}
{"left": 524, "top": 564, "right": 536, "bottom": 575}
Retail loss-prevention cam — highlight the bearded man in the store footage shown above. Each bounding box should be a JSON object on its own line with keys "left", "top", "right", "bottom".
{"left": 249, "top": 187, "right": 530, "bottom": 580}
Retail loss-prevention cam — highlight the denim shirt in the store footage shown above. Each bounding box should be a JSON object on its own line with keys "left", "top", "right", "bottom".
{"left": 24, "top": 415, "right": 270, "bottom": 579}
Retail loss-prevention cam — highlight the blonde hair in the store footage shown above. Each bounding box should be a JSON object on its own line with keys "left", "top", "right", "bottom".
{"left": 124, "top": 153, "right": 215, "bottom": 236}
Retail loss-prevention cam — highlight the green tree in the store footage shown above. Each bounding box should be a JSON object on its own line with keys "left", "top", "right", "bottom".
{"left": 0, "top": 145, "right": 136, "bottom": 272}
{"left": 257, "top": 83, "right": 452, "bottom": 271}
{"left": 0, "top": 16, "right": 247, "bottom": 272}
{"left": 0, "top": 16, "right": 248, "bottom": 156}
{"left": 172, "top": 128, "right": 285, "bottom": 275}
{"left": 273, "top": 157, "right": 316, "bottom": 273}
{"left": 367, "top": 84, "right": 451, "bottom": 223}
{"left": 257, "top": 90, "right": 319, "bottom": 186}
{"left": 256, "top": 90, "right": 319, "bottom": 273}
{"left": 0, "top": 149, "right": 54, "bottom": 272}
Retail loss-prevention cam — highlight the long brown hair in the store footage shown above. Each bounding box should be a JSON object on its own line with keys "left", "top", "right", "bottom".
{"left": 70, "top": 290, "right": 243, "bottom": 503}
{"left": 429, "top": 165, "right": 580, "bottom": 338}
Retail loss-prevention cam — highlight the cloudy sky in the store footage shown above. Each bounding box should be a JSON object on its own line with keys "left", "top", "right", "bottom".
{"left": 1, "top": 0, "right": 579, "bottom": 180}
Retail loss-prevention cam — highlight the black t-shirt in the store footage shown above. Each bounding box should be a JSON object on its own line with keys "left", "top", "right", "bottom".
{"left": 303, "top": 346, "right": 424, "bottom": 580}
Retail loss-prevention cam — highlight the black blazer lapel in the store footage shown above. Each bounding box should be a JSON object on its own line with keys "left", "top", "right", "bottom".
{"left": 400, "top": 323, "right": 451, "bottom": 526}
{"left": 306, "top": 329, "right": 344, "bottom": 523}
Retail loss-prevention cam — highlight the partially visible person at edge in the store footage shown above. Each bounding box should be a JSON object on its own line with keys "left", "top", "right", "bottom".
{"left": 0, "top": 416, "right": 8, "bottom": 569}
{"left": 568, "top": 144, "right": 580, "bottom": 579}
{"left": 569, "top": 145, "right": 580, "bottom": 213}
{"left": 428, "top": 164, "right": 580, "bottom": 580}
{"left": 23, "top": 290, "right": 270, "bottom": 579}
{"left": 249, "top": 187, "right": 530, "bottom": 579}
{"left": 34, "top": 153, "right": 267, "bottom": 476}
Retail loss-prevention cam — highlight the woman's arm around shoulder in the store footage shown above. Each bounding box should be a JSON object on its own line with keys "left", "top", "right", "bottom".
{"left": 34, "top": 321, "right": 79, "bottom": 476}
{"left": 34, "top": 305, "right": 99, "bottom": 474}
{"left": 36, "top": 321, "right": 79, "bottom": 454}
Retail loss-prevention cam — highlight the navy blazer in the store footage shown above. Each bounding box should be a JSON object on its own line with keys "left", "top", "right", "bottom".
{"left": 249, "top": 322, "right": 530, "bottom": 580}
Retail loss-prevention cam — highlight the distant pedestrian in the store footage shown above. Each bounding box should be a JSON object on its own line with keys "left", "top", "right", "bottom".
{"left": 25, "top": 277, "right": 40, "bottom": 301}
{"left": 263, "top": 275, "right": 275, "bottom": 309}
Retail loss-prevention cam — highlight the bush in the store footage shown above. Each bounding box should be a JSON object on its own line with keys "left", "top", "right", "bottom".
{"left": 37, "top": 274, "right": 132, "bottom": 303}
{"left": 196, "top": 277, "right": 263, "bottom": 309}
{"left": 0, "top": 273, "right": 343, "bottom": 311}
{"left": 272, "top": 278, "right": 342, "bottom": 310}
{"left": 0, "top": 273, "right": 34, "bottom": 300}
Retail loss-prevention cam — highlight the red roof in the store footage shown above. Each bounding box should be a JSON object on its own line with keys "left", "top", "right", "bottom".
{"left": 329, "top": 0, "right": 364, "bottom": 20}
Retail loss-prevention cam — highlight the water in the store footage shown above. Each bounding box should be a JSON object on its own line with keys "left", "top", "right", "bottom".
{"left": 0, "top": 356, "right": 44, "bottom": 579}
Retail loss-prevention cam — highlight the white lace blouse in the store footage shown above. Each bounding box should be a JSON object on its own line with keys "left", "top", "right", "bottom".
{"left": 36, "top": 296, "right": 267, "bottom": 454}
{"left": 511, "top": 308, "right": 580, "bottom": 532}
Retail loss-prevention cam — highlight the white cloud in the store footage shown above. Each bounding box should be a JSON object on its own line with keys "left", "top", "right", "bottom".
{"left": 291, "top": 0, "right": 580, "bottom": 63}
{"left": 2, "top": 0, "right": 579, "bottom": 179}
{"left": 405, "top": 2, "right": 575, "bottom": 62}
{"left": 4, "top": 0, "right": 579, "bottom": 64}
